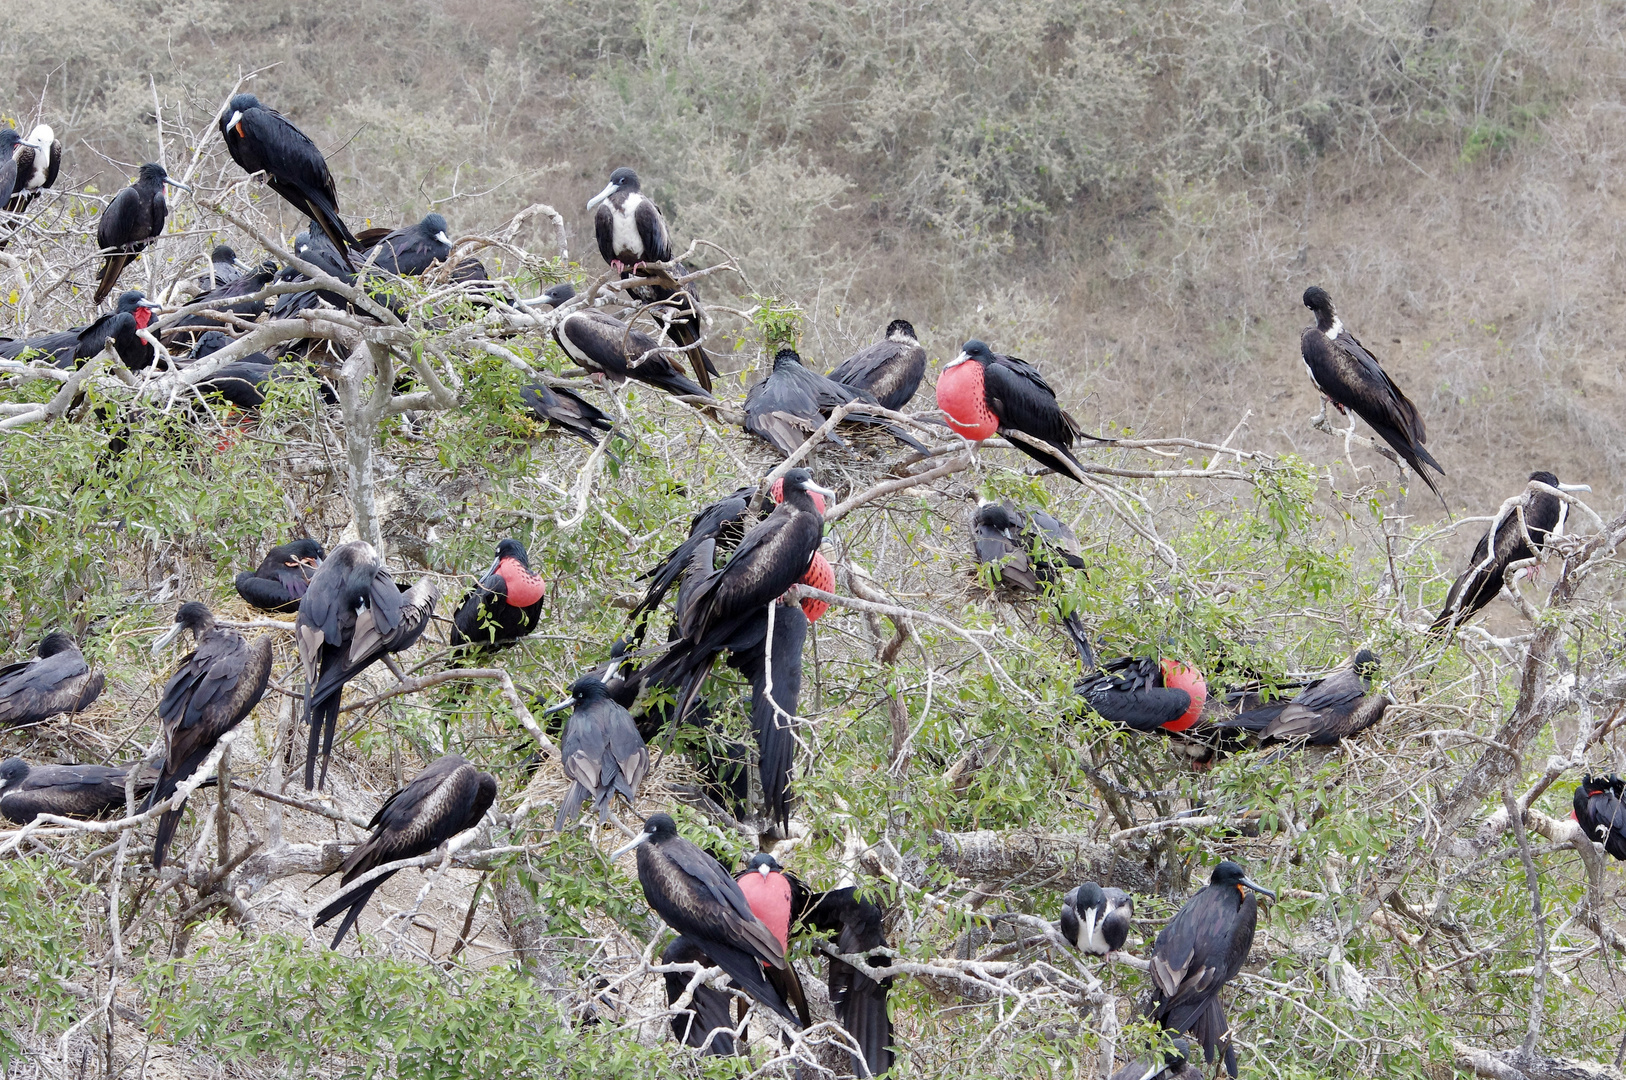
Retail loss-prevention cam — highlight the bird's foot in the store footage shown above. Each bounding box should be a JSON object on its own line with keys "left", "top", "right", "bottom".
{"left": 610, "top": 260, "right": 626, "bottom": 274}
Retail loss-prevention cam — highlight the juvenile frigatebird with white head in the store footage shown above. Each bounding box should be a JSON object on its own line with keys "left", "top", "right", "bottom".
{"left": 220, "top": 94, "right": 357, "bottom": 266}
{"left": 5, "top": 124, "right": 62, "bottom": 215}
{"left": 94, "top": 163, "right": 189, "bottom": 303}
{"left": 1061, "top": 881, "right": 1134, "bottom": 956}
{"left": 937, "top": 339, "right": 1100, "bottom": 481}
{"left": 587, "top": 167, "right": 672, "bottom": 273}
{"left": 827, "top": 319, "right": 928, "bottom": 412}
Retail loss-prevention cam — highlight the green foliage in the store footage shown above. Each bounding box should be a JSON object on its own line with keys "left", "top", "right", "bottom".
{"left": 0, "top": 859, "right": 95, "bottom": 1065}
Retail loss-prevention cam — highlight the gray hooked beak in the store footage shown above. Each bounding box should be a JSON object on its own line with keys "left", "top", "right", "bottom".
{"left": 609, "top": 829, "right": 653, "bottom": 859}
{"left": 945, "top": 351, "right": 972, "bottom": 368}
{"left": 164, "top": 177, "right": 192, "bottom": 192}
{"left": 805, "top": 480, "right": 837, "bottom": 501}
{"left": 435, "top": 230, "right": 452, "bottom": 247}
{"left": 150, "top": 621, "right": 185, "bottom": 657}
{"left": 226, "top": 110, "right": 243, "bottom": 131}
{"left": 539, "top": 698, "right": 573, "bottom": 716}
{"left": 586, "top": 181, "right": 617, "bottom": 210}
{"left": 137, "top": 299, "right": 161, "bottom": 310}
{"left": 1557, "top": 483, "right": 1591, "bottom": 492}
{"left": 1239, "top": 876, "right": 1276, "bottom": 901}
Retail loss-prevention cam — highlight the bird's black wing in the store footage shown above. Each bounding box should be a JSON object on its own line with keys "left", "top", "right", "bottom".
{"left": 635, "top": 199, "right": 672, "bottom": 264}
{"left": 0, "top": 650, "right": 91, "bottom": 724}
{"left": 695, "top": 506, "right": 820, "bottom": 635}
{"left": 1027, "top": 509, "right": 1086, "bottom": 569}
{"left": 235, "top": 571, "right": 299, "bottom": 613}
{"left": 236, "top": 107, "right": 355, "bottom": 258}
{"left": 1262, "top": 667, "right": 1366, "bottom": 742}
{"left": 662, "top": 838, "right": 785, "bottom": 968}
{"left": 593, "top": 204, "right": 616, "bottom": 266}
{"left": 94, "top": 186, "right": 144, "bottom": 302}
{"left": 661, "top": 936, "right": 740, "bottom": 1055}
{"left": 982, "top": 359, "right": 1090, "bottom": 475}
{"left": 1313, "top": 329, "right": 1446, "bottom": 484}
{"left": 744, "top": 372, "right": 825, "bottom": 455}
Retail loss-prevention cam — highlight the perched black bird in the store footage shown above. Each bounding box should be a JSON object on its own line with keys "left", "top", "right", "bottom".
{"left": 588, "top": 167, "right": 671, "bottom": 271}
{"left": 0, "top": 291, "right": 156, "bottom": 371}
{"left": 200, "top": 245, "right": 247, "bottom": 289}
{"left": 660, "top": 935, "right": 742, "bottom": 1055}
{"left": 733, "top": 854, "right": 812, "bottom": 1028}
{"left": 788, "top": 873, "right": 895, "bottom": 1076}
{"left": 314, "top": 753, "right": 496, "bottom": 948}
{"left": 1573, "top": 774, "right": 1626, "bottom": 860}
{"left": 630, "top": 271, "right": 717, "bottom": 393}
{"left": 269, "top": 220, "right": 360, "bottom": 329}
{"left": 183, "top": 330, "right": 311, "bottom": 409}
{"left": 0, "top": 757, "right": 149, "bottom": 825}
{"left": 612, "top": 813, "right": 803, "bottom": 1026}
{"left": 547, "top": 674, "right": 649, "bottom": 830}
{"left": 726, "top": 599, "right": 807, "bottom": 831}
{"left": 449, "top": 538, "right": 546, "bottom": 650}
{"left": 168, "top": 260, "right": 278, "bottom": 339}
{"left": 1431, "top": 472, "right": 1588, "bottom": 634}
{"left": 1061, "top": 881, "right": 1134, "bottom": 955}
{"left": 365, "top": 213, "right": 453, "bottom": 277}
{"left": 744, "top": 348, "right": 926, "bottom": 457}
{"left": 145, "top": 602, "right": 273, "bottom": 868}
{"left": 95, "top": 163, "right": 187, "bottom": 304}
{"left": 1221, "top": 649, "right": 1386, "bottom": 748}
{"left": 295, "top": 541, "right": 440, "bottom": 789}
{"left": 1110, "top": 1038, "right": 1203, "bottom": 1080}
{"left": 0, "top": 632, "right": 104, "bottom": 727}
{"left": 519, "top": 381, "right": 614, "bottom": 450}
{"left": 549, "top": 293, "right": 715, "bottom": 401}
{"left": 971, "top": 499, "right": 1091, "bottom": 656}
{"left": 0, "top": 130, "right": 18, "bottom": 210}
{"left": 5, "top": 124, "right": 62, "bottom": 215}
{"left": 1300, "top": 286, "right": 1446, "bottom": 506}
{"left": 220, "top": 94, "right": 356, "bottom": 266}
{"left": 937, "top": 340, "right": 1098, "bottom": 481}
{"left": 626, "top": 485, "right": 757, "bottom": 643}
{"left": 827, "top": 320, "right": 928, "bottom": 412}
{"left": 1148, "top": 860, "right": 1274, "bottom": 1078}
{"left": 1076, "top": 651, "right": 1209, "bottom": 737}
{"left": 235, "top": 539, "right": 326, "bottom": 613}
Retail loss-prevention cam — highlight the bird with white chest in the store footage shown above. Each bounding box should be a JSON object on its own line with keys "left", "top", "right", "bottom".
{"left": 587, "top": 167, "right": 672, "bottom": 273}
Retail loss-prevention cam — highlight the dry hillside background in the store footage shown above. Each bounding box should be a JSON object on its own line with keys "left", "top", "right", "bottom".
{"left": 2, "top": 2, "right": 1626, "bottom": 1079}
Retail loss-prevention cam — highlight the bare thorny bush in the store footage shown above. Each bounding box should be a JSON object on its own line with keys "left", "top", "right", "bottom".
{"left": 0, "top": 44, "right": 1625, "bottom": 1080}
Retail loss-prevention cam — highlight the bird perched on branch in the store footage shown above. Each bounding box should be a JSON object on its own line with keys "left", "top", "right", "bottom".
{"left": 732, "top": 854, "right": 811, "bottom": 1027}
{"left": 4, "top": 124, "right": 61, "bottom": 216}
{"left": 612, "top": 813, "right": 804, "bottom": 1027}
{"left": 314, "top": 753, "right": 496, "bottom": 949}
{"left": 1061, "top": 881, "right": 1134, "bottom": 956}
{"left": 363, "top": 213, "right": 453, "bottom": 277}
{"left": 937, "top": 340, "right": 1098, "bottom": 481}
{"left": 827, "top": 319, "right": 928, "bottom": 412}
{"left": 541, "top": 284, "right": 715, "bottom": 401}
{"left": 781, "top": 863, "right": 895, "bottom": 1076}
{"left": 660, "top": 935, "right": 743, "bottom": 1055}
{"left": 145, "top": 602, "right": 272, "bottom": 868}
{"left": 1148, "top": 860, "right": 1274, "bottom": 1078}
{"left": 1217, "top": 649, "right": 1386, "bottom": 748}
{"left": 626, "top": 485, "right": 756, "bottom": 645}
{"left": 0, "top": 633, "right": 104, "bottom": 728}
{"left": 235, "top": 539, "right": 325, "bottom": 613}
{"left": 0, "top": 290, "right": 158, "bottom": 371}
{"left": 519, "top": 381, "right": 615, "bottom": 451}
{"left": 0, "top": 757, "right": 151, "bottom": 825}
{"left": 295, "top": 541, "right": 440, "bottom": 789}
{"left": 94, "top": 163, "right": 187, "bottom": 304}
{"left": 0, "top": 130, "right": 18, "bottom": 212}
{"left": 166, "top": 260, "right": 278, "bottom": 341}
{"left": 1573, "top": 775, "right": 1625, "bottom": 860}
{"left": 726, "top": 598, "right": 809, "bottom": 831}
{"left": 1074, "top": 633, "right": 1209, "bottom": 738}
{"left": 1430, "top": 471, "right": 1590, "bottom": 635}
{"left": 1299, "top": 286, "right": 1446, "bottom": 507}
{"left": 588, "top": 167, "right": 671, "bottom": 273}
{"left": 744, "top": 347, "right": 926, "bottom": 457}
{"left": 971, "top": 498, "right": 1091, "bottom": 655}
{"left": 449, "top": 538, "right": 545, "bottom": 651}
{"left": 547, "top": 674, "right": 649, "bottom": 831}
{"left": 220, "top": 94, "right": 356, "bottom": 267}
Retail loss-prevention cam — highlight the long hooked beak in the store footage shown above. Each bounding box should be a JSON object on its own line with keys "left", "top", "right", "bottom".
{"left": 805, "top": 480, "right": 837, "bottom": 501}
{"left": 484, "top": 557, "right": 502, "bottom": 578}
{"left": 609, "top": 829, "right": 653, "bottom": 859}
{"left": 150, "top": 622, "right": 185, "bottom": 657}
{"left": 539, "top": 698, "right": 573, "bottom": 716}
{"left": 1558, "top": 483, "right": 1592, "bottom": 492}
{"left": 434, "top": 230, "right": 452, "bottom": 247}
{"left": 137, "top": 299, "right": 161, "bottom": 310}
{"left": 226, "top": 110, "right": 243, "bottom": 132}
{"left": 945, "top": 351, "right": 972, "bottom": 368}
{"left": 586, "top": 181, "right": 617, "bottom": 210}
{"left": 1239, "top": 876, "right": 1276, "bottom": 901}
{"left": 164, "top": 177, "right": 192, "bottom": 192}
{"left": 756, "top": 864, "right": 771, "bottom": 877}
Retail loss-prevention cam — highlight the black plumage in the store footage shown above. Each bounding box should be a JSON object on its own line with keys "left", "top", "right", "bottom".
{"left": 827, "top": 319, "right": 927, "bottom": 412}
{"left": 789, "top": 876, "right": 895, "bottom": 1077}
{"left": 183, "top": 330, "right": 310, "bottom": 409}
{"left": 0, "top": 292, "right": 155, "bottom": 371}
{"left": 168, "top": 261, "right": 278, "bottom": 338}
{"left": 220, "top": 94, "right": 356, "bottom": 266}
{"left": 519, "top": 381, "right": 614, "bottom": 450}
{"left": 971, "top": 499, "right": 1091, "bottom": 657}
{"left": 95, "top": 163, "right": 184, "bottom": 304}
{"left": 1075, "top": 654, "right": 1207, "bottom": 735}
{"left": 744, "top": 348, "right": 926, "bottom": 457}
{"left": 938, "top": 340, "right": 1098, "bottom": 481}
{"left": 0, "top": 130, "right": 18, "bottom": 211}
{"left": 1222, "top": 649, "right": 1386, "bottom": 747}
{"left": 144, "top": 602, "right": 273, "bottom": 868}
{"left": 0, "top": 632, "right": 104, "bottom": 727}
{"left": 235, "top": 539, "right": 326, "bottom": 613}
{"left": 314, "top": 753, "right": 496, "bottom": 948}
{"left": 449, "top": 538, "right": 545, "bottom": 650}
{"left": 552, "top": 302, "right": 715, "bottom": 401}
{"left": 550, "top": 674, "right": 649, "bottom": 830}
{"left": 1573, "top": 775, "right": 1626, "bottom": 860}
{"left": 1299, "top": 286, "right": 1446, "bottom": 507}
{"left": 294, "top": 541, "right": 440, "bottom": 789}
{"left": 588, "top": 167, "right": 672, "bottom": 271}
{"left": 629, "top": 271, "right": 717, "bottom": 393}
{"left": 612, "top": 813, "right": 802, "bottom": 1026}
{"left": 0, "top": 757, "right": 150, "bottom": 825}
{"left": 200, "top": 245, "right": 246, "bottom": 288}
{"left": 661, "top": 935, "right": 741, "bottom": 1055}
{"left": 5, "top": 124, "right": 61, "bottom": 215}
{"left": 365, "top": 213, "right": 453, "bottom": 277}
{"left": 626, "top": 485, "right": 756, "bottom": 645}
{"left": 1060, "top": 881, "right": 1134, "bottom": 955}
{"left": 269, "top": 220, "right": 359, "bottom": 328}
{"left": 1148, "top": 860, "right": 1274, "bottom": 1079}
{"left": 1109, "top": 1038, "right": 1202, "bottom": 1080}
{"left": 726, "top": 599, "right": 807, "bottom": 831}
{"left": 1432, "top": 471, "right": 1576, "bottom": 634}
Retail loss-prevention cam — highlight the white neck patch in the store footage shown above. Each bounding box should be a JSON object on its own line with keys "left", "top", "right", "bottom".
{"left": 1325, "top": 316, "right": 1342, "bottom": 341}
{"left": 611, "top": 193, "right": 646, "bottom": 258}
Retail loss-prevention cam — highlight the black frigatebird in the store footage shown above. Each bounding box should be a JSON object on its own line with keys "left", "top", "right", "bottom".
{"left": 449, "top": 538, "right": 546, "bottom": 651}
{"left": 629, "top": 271, "right": 716, "bottom": 393}
{"left": 0, "top": 633, "right": 104, "bottom": 727}
{"left": 626, "top": 485, "right": 756, "bottom": 644}
{"left": 733, "top": 854, "right": 812, "bottom": 1027}
{"left": 220, "top": 94, "right": 356, "bottom": 266}
{"left": 1110, "top": 1038, "right": 1202, "bottom": 1080}
{"left": 827, "top": 319, "right": 928, "bottom": 412}
{"left": 1300, "top": 286, "right": 1446, "bottom": 506}
{"left": 1061, "top": 881, "right": 1134, "bottom": 955}
{"left": 588, "top": 167, "right": 671, "bottom": 273}
{"left": 0, "top": 757, "right": 151, "bottom": 825}
{"left": 145, "top": 602, "right": 273, "bottom": 868}
{"left": 611, "top": 813, "right": 803, "bottom": 1026}
{"left": 269, "top": 219, "right": 359, "bottom": 328}
{"left": 294, "top": 541, "right": 440, "bottom": 789}
{"left": 661, "top": 935, "right": 742, "bottom": 1055}
{"left": 783, "top": 866, "right": 895, "bottom": 1076}
{"left": 937, "top": 340, "right": 1097, "bottom": 481}
{"left": 184, "top": 330, "right": 312, "bottom": 409}
{"left": 168, "top": 260, "right": 278, "bottom": 339}
{"left": 314, "top": 753, "right": 496, "bottom": 948}
{"left": 0, "top": 291, "right": 156, "bottom": 371}
{"left": 94, "top": 163, "right": 187, "bottom": 304}
{"left": 726, "top": 599, "right": 808, "bottom": 831}
{"left": 1573, "top": 774, "right": 1626, "bottom": 860}
{"left": 546, "top": 288, "right": 714, "bottom": 401}
{"left": 366, "top": 213, "right": 453, "bottom": 277}
{"left": 5, "top": 124, "right": 62, "bottom": 215}
{"left": 1220, "top": 649, "right": 1386, "bottom": 748}
{"left": 200, "top": 244, "right": 246, "bottom": 288}
{"left": 744, "top": 348, "right": 926, "bottom": 457}
{"left": 0, "top": 130, "right": 18, "bottom": 210}
{"left": 520, "top": 381, "right": 615, "bottom": 450}
{"left": 1431, "top": 472, "right": 1590, "bottom": 634}
{"left": 1075, "top": 635, "right": 1210, "bottom": 738}
{"left": 1148, "top": 860, "right": 1273, "bottom": 1078}
{"left": 235, "top": 539, "right": 326, "bottom": 613}
{"left": 548, "top": 674, "right": 650, "bottom": 831}
{"left": 971, "top": 498, "right": 1091, "bottom": 656}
